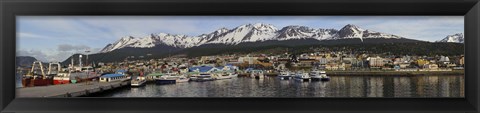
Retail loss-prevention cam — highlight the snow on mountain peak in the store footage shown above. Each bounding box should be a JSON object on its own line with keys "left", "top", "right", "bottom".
{"left": 438, "top": 33, "right": 464, "bottom": 43}
{"left": 99, "top": 23, "right": 407, "bottom": 53}
{"left": 337, "top": 24, "right": 402, "bottom": 42}
{"left": 339, "top": 24, "right": 365, "bottom": 38}
{"left": 252, "top": 23, "right": 278, "bottom": 31}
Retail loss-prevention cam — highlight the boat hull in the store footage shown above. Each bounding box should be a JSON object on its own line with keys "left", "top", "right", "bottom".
{"left": 155, "top": 79, "right": 176, "bottom": 84}
{"left": 53, "top": 79, "right": 70, "bottom": 85}
{"left": 278, "top": 76, "right": 291, "bottom": 80}
{"left": 33, "top": 78, "right": 53, "bottom": 86}
{"left": 131, "top": 81, "right": 146, "bottom": 87}
{"left": 195, "top": 78, "right": 214, "bottom": 82}
{"left": 176, "top": 79, "right": 190, "bottom": 83}
{"left": 320, "top": 78, "right": 330, "bottom": 81}
{"left": 310, "top": 77, "right": 321, "bottom": 81}
{"left": 295, "top": 78, "right": 310, "bottom": 82}
{"left": 22, "top": 78, "right": 54, "bottom": 87}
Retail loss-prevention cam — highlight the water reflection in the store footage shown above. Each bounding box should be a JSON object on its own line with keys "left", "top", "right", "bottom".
{"left": 81, "top": 75, "right": 464, "bottom": 97}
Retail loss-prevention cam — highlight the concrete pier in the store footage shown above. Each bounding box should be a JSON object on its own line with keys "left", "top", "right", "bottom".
{"left": 16, "top": 80, "right": 130, "bottom": 97}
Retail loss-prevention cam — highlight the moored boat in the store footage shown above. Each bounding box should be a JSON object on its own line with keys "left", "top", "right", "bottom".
{"left": 196, "top": 73, "right": 214, "bottom": 82}
{"left": 176, "top": 76, "right": 190, "bottom": 83}
{"left": 155, "top": 73, "right": 177, "bottom": 84}
{"left": 155, "top": 73, "right": 191, "bottom": 84}
{"left": 215, "top": 72, "right": 232, "bottom": 80}
{"left": 310, "top": 70, "right": 323, "bottom": 81}
{"left": 146, "top": 72, "right": 163, "bottom": 82}
{"left": 277, "top": 71, "right": 291, "bottom": 80}
{"left": 188, "top": 72, "right": 200, "bottom": 81}
{"left": 295, "top": 71, "right": 310, "bottom": 82}
{"left": 319, "top": 71, "right": 330, "bottom": 81}
{"left": 22, "top": 61, "right": 54, "bottom": 87}
{"left": 131, "top": 76, "right": 147, "bottom": 87}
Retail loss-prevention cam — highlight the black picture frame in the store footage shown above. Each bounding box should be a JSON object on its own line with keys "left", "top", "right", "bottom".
{"left": 1, "top": 0, "right": 479, "bottom": 113}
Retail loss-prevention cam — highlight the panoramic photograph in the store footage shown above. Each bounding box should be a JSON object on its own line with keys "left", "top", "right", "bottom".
{"left": 15, "top": 16, "right": 464, "bottom": 98}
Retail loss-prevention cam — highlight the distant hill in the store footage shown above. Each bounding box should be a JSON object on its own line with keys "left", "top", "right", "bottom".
{"left": 59, "top": 23, "right": 464, "bottom": 63}
{"left": 16, "top": 56, "right": 37, "bottom": 67}
{"left": 99, "top": 23, "right": 403, "bottom": 53}
{"left": 61, "top": 38, "right": 464, "bottom": 63}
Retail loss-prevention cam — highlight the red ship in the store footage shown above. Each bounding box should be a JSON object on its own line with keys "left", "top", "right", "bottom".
{"left": 22, "top": 61, "right": 53, "bottom": 87}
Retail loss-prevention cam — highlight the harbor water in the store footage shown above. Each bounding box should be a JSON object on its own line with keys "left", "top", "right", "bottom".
{"left": 89, "top": 75, "right": 464, "bottom": 98}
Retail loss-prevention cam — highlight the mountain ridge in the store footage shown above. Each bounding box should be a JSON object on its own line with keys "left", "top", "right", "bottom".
{"left": 99, "top": 23, "right": 404, "bottom": 53}
{"left": 437, "top": 33, "right": 464, "bottom": 43}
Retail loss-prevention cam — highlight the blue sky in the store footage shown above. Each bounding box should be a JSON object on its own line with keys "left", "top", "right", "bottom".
{"left": 16, "top": 16, "right": 464, "bottom": 62}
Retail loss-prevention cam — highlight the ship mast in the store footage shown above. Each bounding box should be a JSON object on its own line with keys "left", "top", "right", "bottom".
{"left": 79, "top": 55, "right": 83, "bottom": 68}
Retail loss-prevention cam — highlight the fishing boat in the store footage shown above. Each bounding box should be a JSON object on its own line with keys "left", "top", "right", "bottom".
{"left": 47, "top": 62, "right": 61, "bottom": 76}
{"left": 294, "top": 71, "right": 310, "bottom": 82}
{"left": 277, "top": 71, "right": 291, "bottom": 80}
{"left": 53, "top": 55, "right": 101, "bottom": 84}
{"left": 22, "top": 61, "right": 54, "bottom": 87}
{"left": 99, "top": 70, "right": 129, "bottom": 82}
{"left": 131, "top": 76, "right": 147, "bottom": 87}
{"left": 54, "top": 67, "right": 101, "bottom": 84}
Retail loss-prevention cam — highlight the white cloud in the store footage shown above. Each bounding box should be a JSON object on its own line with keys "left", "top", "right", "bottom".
{"left": 17, "top": 44, "right": 100, "bottom": 62}
{"left": 57, "top": 44, "right": 91, "bottom": 52}
{"left": 329, "top": 16, "right": 464, "bottom": 41}
{"left": 17, "top": 32, "right": 52, "bottom": 39}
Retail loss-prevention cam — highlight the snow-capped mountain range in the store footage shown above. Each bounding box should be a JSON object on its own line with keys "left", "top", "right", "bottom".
{"left": 437, "top": 33, "right": 464, "bottom": 43}
{"left": 99, "top": 23, "right": 406, "bottom": 53}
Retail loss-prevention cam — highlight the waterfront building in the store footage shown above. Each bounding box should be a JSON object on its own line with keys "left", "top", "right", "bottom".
{"left": 446, "top": 64, "right": 457, "bottom": 68}
{"left": 319, "top": 57, "right": 328, "bottom": 65}
{"left": 424, "top": 64, "right": 439, "bottom": 70}
{"left": 399, "top": 63, "right": 409, "bottom": 69}
{"left": 439, "top": 56, "right": 451, "bottom": 64}
{"left": 296, "top": 59, "right": 317, "bottom": 67}
{"left": 369, "top": 57, "right": 385, "bottom": 68}
{"left": 416, "top": 59, "right": 429, "bottom": 67}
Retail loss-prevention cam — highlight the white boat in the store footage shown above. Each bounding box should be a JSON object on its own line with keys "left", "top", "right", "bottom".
{"left": 289, "top": 71, "right": 297, "bottom": 78}
{"left": 230, "top": 72, "right": 238, "bottom": 78}
{"left": 277, "top": 71, "right": 291, "bottom": 80}
{"left": 215, "top": 72, "right": 232, "bottom": 80}
{"left": 176, "top": 76, "right": 190, "bottom": 83}
{"left": 188, "top": 72, "right": 200, "bottom": 81}
{"left": 319, "top": 71, "right": 330, "bottom": 81}
{"left": 310, "top": 70, "right": 323, "bottom": 81}
{"left": 196, "top": 73, "right": 214, "bottom": 82}
{"left": 156, "top": 73, "right": 191, "bottom": 84}
{"left": 131, "top": 76, "right": 147, "bottom": 87}
{"left": 155, "top": 74, "right": 177, "bottom": 84}
{"left": 295, "top": 71, "right": 310, "bottom": 82}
